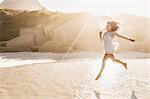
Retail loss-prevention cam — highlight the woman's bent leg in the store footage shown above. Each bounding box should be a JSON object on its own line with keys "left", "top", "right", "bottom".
{"left": 95, "top": 54, "right": 109, "bottom": 80}
{"left": 110, "top": 54, "right": 127, "bottom": 69}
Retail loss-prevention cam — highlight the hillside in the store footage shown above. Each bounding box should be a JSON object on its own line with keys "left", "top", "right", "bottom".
{"left": 0, "top": 0, "right": 42, "bottom": 10}
{"left": 0, "top": 9, "right": 64, "bottom": 41}
{"left": 0, "top": 9, "right": 150, "bottom": 52}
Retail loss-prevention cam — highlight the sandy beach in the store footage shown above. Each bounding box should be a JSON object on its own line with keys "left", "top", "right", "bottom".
{"left": 0, "top": 51, "right": 150, "bottom": 99}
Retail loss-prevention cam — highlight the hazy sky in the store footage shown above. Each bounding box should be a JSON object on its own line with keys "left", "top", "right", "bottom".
{"left": 0, "top": 0, "right": 149, "bottom": 17}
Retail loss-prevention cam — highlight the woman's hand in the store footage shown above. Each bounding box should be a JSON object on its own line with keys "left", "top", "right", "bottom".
{"left": 129, "top": 38, "right": 135, "bottom": 42}
{"left": 99, "top": 31, "right": 102, "bottom": 39}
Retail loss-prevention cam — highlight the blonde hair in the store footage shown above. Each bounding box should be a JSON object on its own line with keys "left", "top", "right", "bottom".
{"left": 107, "top": 21, "right": 119, "bottom": 31}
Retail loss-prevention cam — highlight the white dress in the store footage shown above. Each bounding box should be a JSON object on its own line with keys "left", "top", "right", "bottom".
{"left": 103, "top": 32, "right": 119, "bottom": 53}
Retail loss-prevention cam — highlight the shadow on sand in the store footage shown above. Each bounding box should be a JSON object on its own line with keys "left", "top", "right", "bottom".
{"left": 131, "top": 90, "right": 138, "bottom": 99}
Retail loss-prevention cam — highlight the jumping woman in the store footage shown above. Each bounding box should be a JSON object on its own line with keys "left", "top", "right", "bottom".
{"left": 95, "top": 21, "right": 135, "bottom": 80}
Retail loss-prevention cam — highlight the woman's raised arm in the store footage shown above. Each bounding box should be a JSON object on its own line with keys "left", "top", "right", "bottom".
{"left": 116, "top": 33, "right": 135, "bottom": 42}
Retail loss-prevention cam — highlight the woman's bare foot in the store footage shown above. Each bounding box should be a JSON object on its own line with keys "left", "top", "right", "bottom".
{"left": 95, "top": 74, "right": 101, "bottom": 80}
{"left": 123, "top": 63, "right": 127, "bottom": 69}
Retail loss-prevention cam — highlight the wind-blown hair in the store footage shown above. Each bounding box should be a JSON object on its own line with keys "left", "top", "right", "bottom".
{"left": 107, "top": 21, "right": 119, "bottom": 31}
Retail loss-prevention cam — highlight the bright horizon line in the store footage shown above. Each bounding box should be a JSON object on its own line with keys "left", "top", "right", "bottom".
{"left": 40, "top": 0, "right": 150, "bottom": 18}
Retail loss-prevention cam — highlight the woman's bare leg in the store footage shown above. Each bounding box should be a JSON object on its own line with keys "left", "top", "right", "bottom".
{"left": 110, "top": 54, "right": 127, "bottom": 69}
{"left": 95, "top": 54, "right": 109, "bottom": 80}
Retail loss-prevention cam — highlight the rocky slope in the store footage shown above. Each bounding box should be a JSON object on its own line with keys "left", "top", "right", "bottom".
{"left": 0, "top": 0, "right": 43, "bottom": 10}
